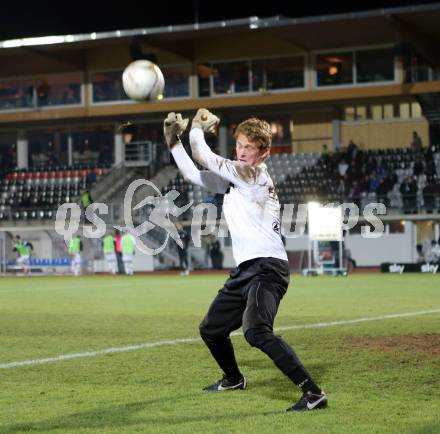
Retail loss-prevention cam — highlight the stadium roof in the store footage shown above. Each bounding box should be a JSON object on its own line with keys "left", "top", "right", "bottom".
{"left": 0, "top": 3, "right": 439, "bottom": 49}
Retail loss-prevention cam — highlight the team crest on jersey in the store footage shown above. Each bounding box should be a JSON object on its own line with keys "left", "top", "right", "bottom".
{"left": 272, "top": 219, "right": 281, "bottom": 233}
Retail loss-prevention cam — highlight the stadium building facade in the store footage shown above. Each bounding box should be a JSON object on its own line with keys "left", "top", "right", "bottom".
{"left": 1, "top": 4, "right": 440, "bottom": 271}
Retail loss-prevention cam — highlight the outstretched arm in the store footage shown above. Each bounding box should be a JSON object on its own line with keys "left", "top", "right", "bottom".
{"left": 189, "top": 109, "right": 258, "bottom": 186}
{"left": 164, "top": 112, "right": 229, "bottom": 194}
{"left": 171, "top": 143, "right": 229, "bottom": 193}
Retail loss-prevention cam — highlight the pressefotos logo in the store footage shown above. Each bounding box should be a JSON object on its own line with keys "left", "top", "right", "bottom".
{"left": 55, "top": 179, "right": 387, "bottom": 255}
{"left": 55, "top": 179, "right": 192, "bottom": 255}
{"left": 115, "top": 179, "right": 192, "bottom": 254}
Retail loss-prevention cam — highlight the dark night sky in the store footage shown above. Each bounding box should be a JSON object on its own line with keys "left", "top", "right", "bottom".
{"left": 0, "top": 0, "right": 436, "bottom": 40}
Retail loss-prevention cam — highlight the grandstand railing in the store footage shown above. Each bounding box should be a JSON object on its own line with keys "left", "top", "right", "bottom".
{"left": 124, "top": 140, "right": 153, "bottom": 167}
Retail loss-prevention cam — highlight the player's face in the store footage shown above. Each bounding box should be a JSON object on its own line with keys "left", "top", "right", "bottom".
{"left": 235, "top": 134, "right": 269, "bottom": 166}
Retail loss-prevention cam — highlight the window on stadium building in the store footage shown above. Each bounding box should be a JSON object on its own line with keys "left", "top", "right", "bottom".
{"left": 252, "top": 57, "right": 304, "bottom": 91}
{"left": 213, "top": 61, "right": 250, "bottom": 95}
{"left": 316, "top": 52, "right": 354, "bottom": 86}
{"left": 92, "top": 67, "right": 191, "bottom": 103}
{"left": 198, "top": 56, "right": 305, "bottom": 97}
{"left": 356, "top": 48, "right": 394, "bottom": 83}
{"left": 162, "top": 65, "right": 191, "bottom": 98}
{"left": 344, "top": 100, "right": 419, "bottom": 121}
{"left": 411, "top": 102, "right": 422, "bottom": 118}
{"left": 371, "top": 104, "right": 383, "bottom": 121}
{"left": 316, "top": 47, "right": 395, "bottom": 87}
{"left": 401, "top": 47, "right": 440, "bottom": 83}
{"left": 399, "top": 102, "right": 410, "bottom": 119}
{"left": 344, "top": 105, "right": 367, "bottom": 121}
{"left": 0, "top": 78, "right": 34, "bottom": 111}
{"left": 70, "top": 128, "right": 114, "bottom": 166}
{"left": 91, "top": 71, "right": 129, "bottom": 103}
{"left": 356, "top": 106, "right": 367, "bottom": 120}
{"left": 0, "top": 74, "right": 82, "bottom": 112}
{"left": 383, "top": 103, "right": 394, "bottom": 119}
{"left": 344, "top": 106, "right": 356, "bottom": 121}
{"left": 36, "top": 73, "right": 82, "bottom": 107}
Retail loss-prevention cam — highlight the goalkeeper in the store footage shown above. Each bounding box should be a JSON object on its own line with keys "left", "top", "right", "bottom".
{"left": 163, "top": 110, "right": 327, "bottom": 412}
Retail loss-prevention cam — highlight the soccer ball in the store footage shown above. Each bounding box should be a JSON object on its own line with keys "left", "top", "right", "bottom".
{"left": 122, "top": 60, "right": 165, "bottom": 102}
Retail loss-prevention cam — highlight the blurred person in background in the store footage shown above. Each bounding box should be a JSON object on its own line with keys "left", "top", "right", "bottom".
{"left": 102, "top": 232, "right": 117, "bottom": 275}
{"left": 114, "top": 229, "right": 124, "bottom": 274}
{"left": 68, "top": 233, "right": 83, "bottom": 276}
{"left": 176, "top": 223, "right": 190, "bottom": 275}
{"left": 121, "top": 232, "right": 136, "bottom": 275}
{"left": 13, "top": 235, "right": 33, "bottom": 274}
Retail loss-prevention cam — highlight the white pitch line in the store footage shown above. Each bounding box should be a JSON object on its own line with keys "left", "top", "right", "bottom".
{"left": 1, "top": 308, "right": 439, "bottom": 370}
{"left": 0, "top": 279, "right": 215, "bottom": 294}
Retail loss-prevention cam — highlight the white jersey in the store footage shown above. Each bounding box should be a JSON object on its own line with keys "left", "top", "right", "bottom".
{"left": 172, "top": 128, "right": 287, "bottom": 266}
{"left": 222, "top": 169, "right": 286, "bottom": 265}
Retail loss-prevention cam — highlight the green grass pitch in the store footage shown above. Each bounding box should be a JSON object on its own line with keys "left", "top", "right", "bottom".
{"left": 1, "top": 273, "right": 439, "bottom": 433}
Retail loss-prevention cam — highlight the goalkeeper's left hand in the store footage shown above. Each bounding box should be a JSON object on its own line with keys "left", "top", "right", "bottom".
{"left": 163, "top": 112, "right": 189, "bottom": 148}
{"left": 191, "top": 108, "right": 220, "bottom": 134}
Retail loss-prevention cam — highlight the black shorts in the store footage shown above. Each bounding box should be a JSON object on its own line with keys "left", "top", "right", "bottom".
{"left": 200, "top": 257, "right": 290, "bottom": 338}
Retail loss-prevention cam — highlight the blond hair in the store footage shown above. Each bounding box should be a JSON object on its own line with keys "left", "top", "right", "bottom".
{"left": 234, "top": 117, "right": 272, "bottom": 151}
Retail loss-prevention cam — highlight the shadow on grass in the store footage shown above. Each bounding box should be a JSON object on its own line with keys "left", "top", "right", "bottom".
{"left": 245, "top": 360, "right": 337, "bottom": 402}
{"left": 2, "top": 394, "right": 279, "bottom": 433}
{"left": 411, "top": 424, "right": 440, "bottom": 434}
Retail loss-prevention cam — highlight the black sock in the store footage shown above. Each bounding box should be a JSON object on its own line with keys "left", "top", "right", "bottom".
{"left": 255, "top": 334, "right": 321, "bottom": 395}
{"left": 289, "top": 366, "right": 322, "bottom": 395}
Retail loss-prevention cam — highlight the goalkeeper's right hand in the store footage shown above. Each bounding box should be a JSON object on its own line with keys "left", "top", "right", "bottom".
{"left": 163, "top": 112, "right": 189, "bottom": 148}
{"left": 191, "top": 108, "right": 220, "bottom": 134}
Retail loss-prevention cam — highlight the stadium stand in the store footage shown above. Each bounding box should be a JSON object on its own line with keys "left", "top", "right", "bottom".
{"left": 0, "top": 164, "right": 110, "bottom": 221}
{"left": 160, "top": 144, "right": 440, "bottom": 215}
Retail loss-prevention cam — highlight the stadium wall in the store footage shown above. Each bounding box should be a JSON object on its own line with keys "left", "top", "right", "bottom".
{"left": 280, "top": 222, "right": 416, "bottom": 267}
{"left": 341, "top": 118, "right": 429, "bottom": 149}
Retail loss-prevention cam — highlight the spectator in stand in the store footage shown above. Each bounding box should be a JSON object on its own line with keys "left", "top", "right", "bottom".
{"left": 346, "top": 139, "right": 358, "bottom": 161}
{"left": 369, "top": 172, "right": 381, "bottom": 193}
{"left": 348, "top": 181, "right": 361, "bottom": 208}
{"left": 424, "top": 175, "right": 440, "bottom": 213}
{"left": 400, "top": 176, "right": 418, "bottom": 213}
{"left": 338, "top": 159, "right": 349, "bottom": 177}
{"left": 376, "top": 176, "right": 393, "bottom": 207}
{"left": 413, "top": 157, "right": 425, "bottom": 177}
{"left": 435, "top": 176, "right": 440, "bottom": 212}
{"left": 400, "top": 177, "right": 410, "bottom": 212}
{"left": 410, "top": 131, "right": 423, "bottom": 151}
{"left": 366, "top": 156, "right": 377, "bottom": 174}
{"left": 346, "top": 160, "right": 359, "bottom": 187}
{"left": 423, "top": 177, "right": 436, "bottom": 213}
{"left": 336, "top": 177, "right": 346, "bottom": 200}
{"left": 358, "top": 175, "right": 369, "bottom": 194}
{"left": 81, "top": 190, "right": 93, "bottom": 223}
